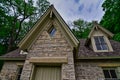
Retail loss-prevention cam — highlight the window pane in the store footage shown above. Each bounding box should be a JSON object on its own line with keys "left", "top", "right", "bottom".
{"left": 99, "top": 36, "right": 105, "bottom": 43}
{"left": 94, "top": 36, "right": 102, "bottom": 50}
{"left": 102, "top": 44, "right": 108, "bottom": 50}
{"left": 48, "top": 26, "right": 56, "bottom": 37}
{"left": 99, "top": 36, "right": 108, "bottom": 50}
{"left": 94, "top": 36, "right": 108, "bottom": 50}
{"left": 50, "top": 28, "right": 56, "bottom": 36}
{"left": 103, "top": 70, "right": 111, "bottom": 78}
{"left": 110, "top": 70, "right": 117, "bottom": 78}
{"left": 96, "top": 45, "right": 102, "bottom": 50}
{"left": 94, "top": 37, "right": 100, "bottom": 44}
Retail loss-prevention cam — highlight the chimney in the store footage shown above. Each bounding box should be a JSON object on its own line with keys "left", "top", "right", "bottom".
{"left": 92, "top": 21, "right": 98, "bottom": 24}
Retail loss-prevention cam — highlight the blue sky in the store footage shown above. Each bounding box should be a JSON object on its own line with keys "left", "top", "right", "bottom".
{"left": 48, "top": 0, "right": 104, "bottom": 22}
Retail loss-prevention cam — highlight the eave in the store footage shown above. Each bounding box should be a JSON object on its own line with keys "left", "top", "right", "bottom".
{"left": 0, "top": 57, "right": 26, "bottom": 61}
{"left": 88, "top": 21, "right": 114, "bottom": 38}
{"left": 76, "top": 56, "right": 120, "bottom": 60}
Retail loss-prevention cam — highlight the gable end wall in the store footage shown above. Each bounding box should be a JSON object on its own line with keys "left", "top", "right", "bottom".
{"left": 20, "top": 20, "right": 76, "bottom": 80}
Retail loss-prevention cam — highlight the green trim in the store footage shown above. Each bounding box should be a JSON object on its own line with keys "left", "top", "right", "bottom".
{"left": 0, "top": 57, "right": 26, "bottom": 60}
{"left": 76, "top": 56, "right": 120, "bottom": 60}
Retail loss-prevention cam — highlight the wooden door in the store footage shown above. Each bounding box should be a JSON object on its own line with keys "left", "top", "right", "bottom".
{"left": 34, "top": 66, "right": 61, "bottom": 80}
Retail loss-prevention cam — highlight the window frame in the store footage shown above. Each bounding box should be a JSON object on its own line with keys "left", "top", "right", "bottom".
{"left": 94, "top": 36, "right": 108, "bottom": 50}
{"left": 102, "top": 68, "right": 118, "bottom": 80}
{"left": 48, "top": 26, "right": 56, "bottom": 37}
{"left": 91, "top": 35, "right": 113, "bottom": 52}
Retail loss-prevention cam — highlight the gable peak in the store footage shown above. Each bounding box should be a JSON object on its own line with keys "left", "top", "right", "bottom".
{"left": 88, "top": 21, "right": 114, "bottom": 38}
{"left": 92, "top": 21, "right": 100, "bottom": 30}
{"left": 92, "top": 21, "right": 98, "bottom": 24}
{"left": 49, "top": 4, "right": 54, "bottom": 11}
{"left": 18, "top": 5, "right": 79, "bottom": 50}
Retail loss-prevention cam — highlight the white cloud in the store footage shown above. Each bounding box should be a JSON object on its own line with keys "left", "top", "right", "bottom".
{"left": 48, "top": 0, "right": 104, "bottom": 22}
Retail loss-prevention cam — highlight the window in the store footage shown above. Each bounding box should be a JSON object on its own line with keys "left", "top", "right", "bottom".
{"left": 103, "top": 68, "right": 118, "bottom": 80}
{"left": 16, "top": 66, "right": 23, "bottom": 80}
{"left": 94, "top": 36, "right": 108, "bottom": 50}
{"left": 48, "top": 26, "right": 56, "bottom": 37}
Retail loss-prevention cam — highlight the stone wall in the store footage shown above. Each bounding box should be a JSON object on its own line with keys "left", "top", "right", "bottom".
{"left": 75, "top": 62, "right": 104, "bottom": 80}
{"left": 20, "top": 60, "right": 33, "bottom": 80}
{"left": 20, "top": 24, "right": 76, "bottom": 80}
{"left": 0, "top": 62, "right": 21, "bottom": 80}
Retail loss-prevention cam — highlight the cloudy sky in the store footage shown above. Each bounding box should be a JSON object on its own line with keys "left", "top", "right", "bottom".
{"left": 48, "top": 0, "right": 104, "bottom": 22}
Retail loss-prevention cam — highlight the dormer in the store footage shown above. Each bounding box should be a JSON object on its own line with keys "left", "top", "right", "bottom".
{"left": 86, "top": 21, "right": 114, "bottom": 52}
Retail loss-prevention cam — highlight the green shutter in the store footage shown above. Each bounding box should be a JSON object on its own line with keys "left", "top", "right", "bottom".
{"left": 34, "top": 66, "right": 61, "bottom": 80}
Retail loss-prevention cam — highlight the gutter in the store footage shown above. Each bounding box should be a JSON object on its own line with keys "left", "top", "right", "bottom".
{"left": 76, "top": 56, "right": 120, "bottom": 60}
{"left": 0, "top": 57, "right": 26, "bottom": 60}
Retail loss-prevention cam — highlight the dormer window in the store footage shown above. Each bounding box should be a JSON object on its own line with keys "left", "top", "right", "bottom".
{"left": 94, "top": 36, "right": 108, "bottom": 50}
{"left": 48, "top": 26, "right": 56, "bottom": 37}
{"left": 88, "top": 21, "right": 114, "bottom": 52}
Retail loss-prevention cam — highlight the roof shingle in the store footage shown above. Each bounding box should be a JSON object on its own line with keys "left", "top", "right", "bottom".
{"left": 0, "top": 49, "right": 26, "bottom": 60}
{"left": 77, "top": 39, "right": 120, "bottom": 59}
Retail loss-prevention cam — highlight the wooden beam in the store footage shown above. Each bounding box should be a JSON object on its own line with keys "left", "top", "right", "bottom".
{"left": 29, "top": 57, "right": 68, "bottom": 63}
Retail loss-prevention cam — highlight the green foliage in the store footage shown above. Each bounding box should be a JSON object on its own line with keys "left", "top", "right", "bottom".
{"left": 0, "top": 0, "right": 50, "bottom": 70}
{"left": 113, "top": 33, "right": 120, "bottom": 42}
{"left": 71, "top": 19, "right": 92, "bottom": 39}
{"left": 100, "top": 0, "right": 120, "bottom": 42}
{"left": 0, "top": 0, "right": 50, "bottom": 52}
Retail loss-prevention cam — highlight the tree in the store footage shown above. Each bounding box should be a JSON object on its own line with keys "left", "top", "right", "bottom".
{"left": 0, "top": 0, "right": 50, "bottom": 52}
{"left": 71, "top": 19, "right": 92, "bottom": 39}
{"left": 100, "top": 0, "right": 120, "bottom": 41}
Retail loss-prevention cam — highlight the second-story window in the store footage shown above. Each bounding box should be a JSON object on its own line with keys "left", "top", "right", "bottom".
{"left": 94, "top": 36, "right": 108, "bottom": 50}
{"left": 103, "top": 68, "right": 118, "bottom": 80}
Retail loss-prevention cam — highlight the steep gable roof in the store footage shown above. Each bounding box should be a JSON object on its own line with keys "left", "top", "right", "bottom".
{"left": 76, "top": 22, "right": 120, "bottom": 60}
{"left": 18, "top": 5, "right": 79, "bottom": 50}
{"left": 88, "top": 21, "right": 114, "bottom": 38}
{"left": 85, "top": 21, "right": 114, "bottom": 46}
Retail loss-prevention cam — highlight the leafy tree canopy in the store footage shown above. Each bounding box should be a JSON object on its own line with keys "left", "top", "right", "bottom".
{"left": 71, "top": 19, "right": 92, "bottom": 39}
{"left": 100, "top": 0, "right": 120, "bottom": 42}
{"left": 0, "top": 0, "right": 50, "bottom": 53}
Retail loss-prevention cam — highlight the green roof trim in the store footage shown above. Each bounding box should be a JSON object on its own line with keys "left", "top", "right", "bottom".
{"left": 76, "top": 56, "right": 120, "bottom": 60}
{"left": 0, "top": 57, "right": 26, "bottom": 60}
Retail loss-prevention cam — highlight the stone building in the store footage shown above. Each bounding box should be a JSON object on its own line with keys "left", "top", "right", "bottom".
{"left": 0, "top": 5, "right": 120, "bottom": 80}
